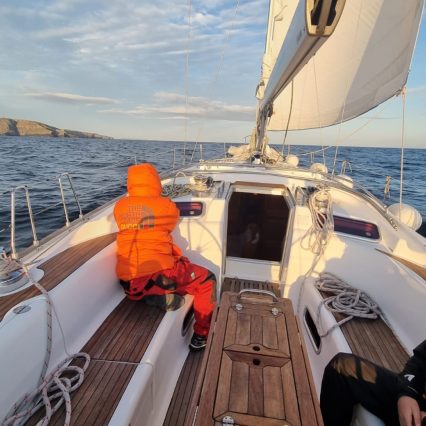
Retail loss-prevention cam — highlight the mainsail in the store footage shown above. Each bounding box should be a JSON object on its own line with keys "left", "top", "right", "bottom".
{"left": 260, "top": 0, "right": 424, "bottom": 132}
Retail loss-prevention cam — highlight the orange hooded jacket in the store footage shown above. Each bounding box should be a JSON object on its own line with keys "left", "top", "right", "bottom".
{"left": 114, "top": 164, "right": 182, "bottom": 281}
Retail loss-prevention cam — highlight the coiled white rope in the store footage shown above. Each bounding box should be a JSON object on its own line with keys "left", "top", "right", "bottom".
{"left": 297, "top": 187, "right": 334, "bottom": 313}
{"left": 3, "top": 354, "right": 90, "bottom": 426}
{"left": 2, "top": 263, "right": 90, "bottom": 426}
{"left": 302, "top": 187, "right": 334, "bottom": 255}
{"left": 315, "top": 272, "right": 383, "bottom": 337}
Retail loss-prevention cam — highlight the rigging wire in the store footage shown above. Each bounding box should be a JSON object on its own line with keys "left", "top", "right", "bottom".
{"left": 399, "top": 87, "right": 407, "bottom": 218}
{"left": 183, "top": 0, "right": 192, "bottom": 164}
{"left": 192, "top": 0, "right": 241, "bottom": 147}
{"left": 280, "top": 80, "right": 294, "bottom": 158}
{"left": 312, "top": 56, "right": 325, "bottom": 165}
{"left": 331, "top": 0, "right": 364, "bottom": 175}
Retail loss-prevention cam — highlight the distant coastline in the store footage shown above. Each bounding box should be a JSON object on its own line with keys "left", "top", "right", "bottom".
{"left": 0, "top": 118, "right": 112, "bottom": 139}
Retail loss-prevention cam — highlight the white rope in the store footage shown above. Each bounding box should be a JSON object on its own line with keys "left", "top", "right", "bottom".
{"left": 3, "top": 354, "right": 90, "bottom": 426}
{"left": 0, "top": 251, "right": 22, "bottom": 277}
{"left": 302, "top": 187, "right": 334, "bottom": 255}
{"left": 297, "top": 187, "right": 334, "bottom": 313}
{"left": 315, "top": 272, "right": 383, "bottom": 337}
{"left": 2, "top": 263, "right": 90, "bottom": 426}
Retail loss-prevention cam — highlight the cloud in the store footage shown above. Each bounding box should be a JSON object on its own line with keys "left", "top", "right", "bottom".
{"left": 0, "top": 0, "right": 268, "bottom": 140}
{"left": 101, "top": 91, "right": 255, "bottom": 121}
{"left": 363, "top": 116, "right": 399, "bottom": 120}
{"left": 406, "top": 85, "right": 426, "bottom": 94}
{"left": 26, "top": 91, "right": 120, "bottom": 105}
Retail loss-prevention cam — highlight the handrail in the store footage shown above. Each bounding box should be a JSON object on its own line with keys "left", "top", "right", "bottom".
{"left": 340, "top": 160, "right": 352, "bottom": 175}
{"left": 10, "top": 185, "right": 39, "bottom": 259}
{"left": 58, "top": 173, "right": 83, "bottom": 227}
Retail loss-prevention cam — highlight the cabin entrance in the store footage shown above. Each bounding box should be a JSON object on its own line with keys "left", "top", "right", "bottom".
{"left": 225, "top": 183, "right": 291, "bottom": 282}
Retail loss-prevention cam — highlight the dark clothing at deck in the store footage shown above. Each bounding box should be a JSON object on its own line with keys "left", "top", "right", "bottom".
{"left": 320, "top": 340, "right": 426, "bottom": 426}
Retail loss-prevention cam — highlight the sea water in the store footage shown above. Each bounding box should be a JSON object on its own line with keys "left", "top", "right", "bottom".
{"left": 0, "top": 136, "right": 425, "bottom": 252}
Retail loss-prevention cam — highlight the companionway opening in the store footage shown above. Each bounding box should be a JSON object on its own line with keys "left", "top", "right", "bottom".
{"left": 226, "top": 192, "right": 289, "bottom": 262}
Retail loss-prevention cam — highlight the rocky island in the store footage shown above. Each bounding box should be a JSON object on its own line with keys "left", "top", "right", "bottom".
{"left": 0, "top": 118, "right": 112, "bottom": 139}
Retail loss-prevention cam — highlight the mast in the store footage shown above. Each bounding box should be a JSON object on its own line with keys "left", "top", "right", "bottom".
{"left": 255, "top": 0, "right": 346, "bottom": 152}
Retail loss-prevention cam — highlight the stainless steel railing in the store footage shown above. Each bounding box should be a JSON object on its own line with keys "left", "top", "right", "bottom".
{"left": 10, "top": 185, "right": 39, "bottom": 259}
{"left": 58, "top": 173, "right": 83, "bottom": 227}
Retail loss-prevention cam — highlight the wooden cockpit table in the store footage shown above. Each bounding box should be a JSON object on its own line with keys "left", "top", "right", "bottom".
{"left": 191, "top": 290, "right": 323, "bottom": 426}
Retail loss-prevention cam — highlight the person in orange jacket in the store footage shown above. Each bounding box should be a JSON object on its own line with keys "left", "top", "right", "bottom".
{"left": 114, "top": 163, "right": 216, "bottom": 351}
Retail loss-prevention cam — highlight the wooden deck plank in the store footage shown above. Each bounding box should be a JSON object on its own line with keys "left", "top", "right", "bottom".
{"left": 0, "top": 233, "right": 116, "bottom": 321}
{"left": 27, "top": 299, "right": 164, "bottom": 425}
{"left": 14, "top": 232, "right": 170, "bottom": 425}
{"left": 194, "top": 292, "right": 321, "bottom": 426}
{"left": 165, "top": 278, "right": 283, "bottom": 426}
{"left": 222, "top": 277, "right": 280, "bottom": 297}
{"left": 320, "top": 291, "right": 409, "bottom": 372}
{"left": 83, "top": 298, "right": 164, "bottom": 363}
{"left": 176, "top": 353, "right": 204, "bottom": 426}
{"left": 163, "top": 351, "right": 205, "bottom": 426}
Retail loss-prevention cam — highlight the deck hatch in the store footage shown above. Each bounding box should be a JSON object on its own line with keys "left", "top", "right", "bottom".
{"left": 194, "top": 292, "right": 322, "bottom": 425}
{"left": 226, "top": 191, "right": 290, "bottom": 262}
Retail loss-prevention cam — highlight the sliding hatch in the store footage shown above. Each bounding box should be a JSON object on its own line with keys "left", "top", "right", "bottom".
{"left": 224, "top": 183, "right": 292, "bottom": 282}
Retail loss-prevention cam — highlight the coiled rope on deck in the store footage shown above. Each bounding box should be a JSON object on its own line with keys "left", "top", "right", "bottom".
{"left": 2, "top": 263, "right": 91, "bottom": 426}
{"left": 315, "top": 272, "right": 383, "bottom": 337}
{"left": 3, "top": 354, "right": 90, "bottom": 426}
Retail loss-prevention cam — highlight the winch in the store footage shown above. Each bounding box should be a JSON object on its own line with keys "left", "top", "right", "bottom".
{"left": 0, "top": 247, "right": 28, "bottom": 294}
{"left": 190, "top": 174, "right": 214, "bottom": 197}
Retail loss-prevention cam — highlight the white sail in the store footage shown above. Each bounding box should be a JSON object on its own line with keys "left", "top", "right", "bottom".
{"left": 264, "top": 0, "right": 424, "bottom": 131}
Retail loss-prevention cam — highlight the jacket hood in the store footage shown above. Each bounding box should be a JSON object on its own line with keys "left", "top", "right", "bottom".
{"left": 127, "top": 164, "right": 162, "bottom": 197}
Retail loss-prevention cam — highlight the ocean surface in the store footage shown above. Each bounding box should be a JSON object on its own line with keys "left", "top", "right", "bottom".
{"left": 0, "top": 136, "right": 425, "bottom": 252}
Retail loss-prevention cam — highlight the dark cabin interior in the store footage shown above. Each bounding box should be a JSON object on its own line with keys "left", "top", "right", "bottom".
{"left": 226, "top": 191, "right": 290, "bottom": 262}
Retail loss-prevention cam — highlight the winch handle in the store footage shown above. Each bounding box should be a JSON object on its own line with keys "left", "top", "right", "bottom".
{"left": 237, "top": 288, "right": 278, "bottom": 303}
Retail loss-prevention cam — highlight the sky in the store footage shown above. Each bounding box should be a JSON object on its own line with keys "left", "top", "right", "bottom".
{"left": 0, "top": 0, "right": 425, "bottom": 147}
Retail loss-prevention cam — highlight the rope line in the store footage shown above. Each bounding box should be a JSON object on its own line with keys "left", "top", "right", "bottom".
{"left": 399, "top": 87, "right": 407, "bottom": 219}
{"left": 297, "top": 186, "right": 334, "bottom": 313}
{"left": 1, "top": 263, "right": 90, "bottom": 426}
{"left": 331, "top": 0, "right": 364, "bottom": 175}
{"left": 193, "top": 0, "right": 241, "bottom": 146}
{"left": 314, "top": 272, "right": 383, "bottom": 337}
{"left": 3, "top": 353, "right": 90, "bottom": 426}
{"left": 182, "top": 0, "right": 192, "bottom": 163}
{"left": 302, "top": 187, "right": 334, "bottom": 255}
{"left": 280, "top": 80, "right": 294, "bottom": 158}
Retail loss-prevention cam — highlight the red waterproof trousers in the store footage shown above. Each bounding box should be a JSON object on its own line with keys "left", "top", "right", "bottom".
{"left": 123, "top": 257, "right": 216, "bottom": 337}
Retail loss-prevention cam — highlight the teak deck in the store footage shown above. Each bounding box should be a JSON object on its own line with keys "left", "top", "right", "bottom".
{"left": 13, "top": 232, "right": 165, "bottom": 425}
{"left": 29, "top": 299, "right": 164, "bottom": 425}
{"left": 0, "top": 233, "right": 116, "bottom": 321}
{"left": 165, "top": 278, "right": 281, "bottom": 426}
{"left": 192, "top": 291, "right": 323, "bottom": 426}
{"left": 320, "top": 291, "right": 409, "bottom": 372}
{"left": 222, "top": 277, "right": 280, "bottom": 297}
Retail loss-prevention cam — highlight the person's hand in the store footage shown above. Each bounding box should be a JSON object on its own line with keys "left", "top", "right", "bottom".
{"left": 397, "top": 396, "right": 422, "bottom": 426}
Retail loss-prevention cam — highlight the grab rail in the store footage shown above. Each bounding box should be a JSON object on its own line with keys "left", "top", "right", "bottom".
{"left": 10, "top": 185, "right": 39, "bottom": 259}
{"left": 58, "top": 173, "right": 83, "bottom": 227}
